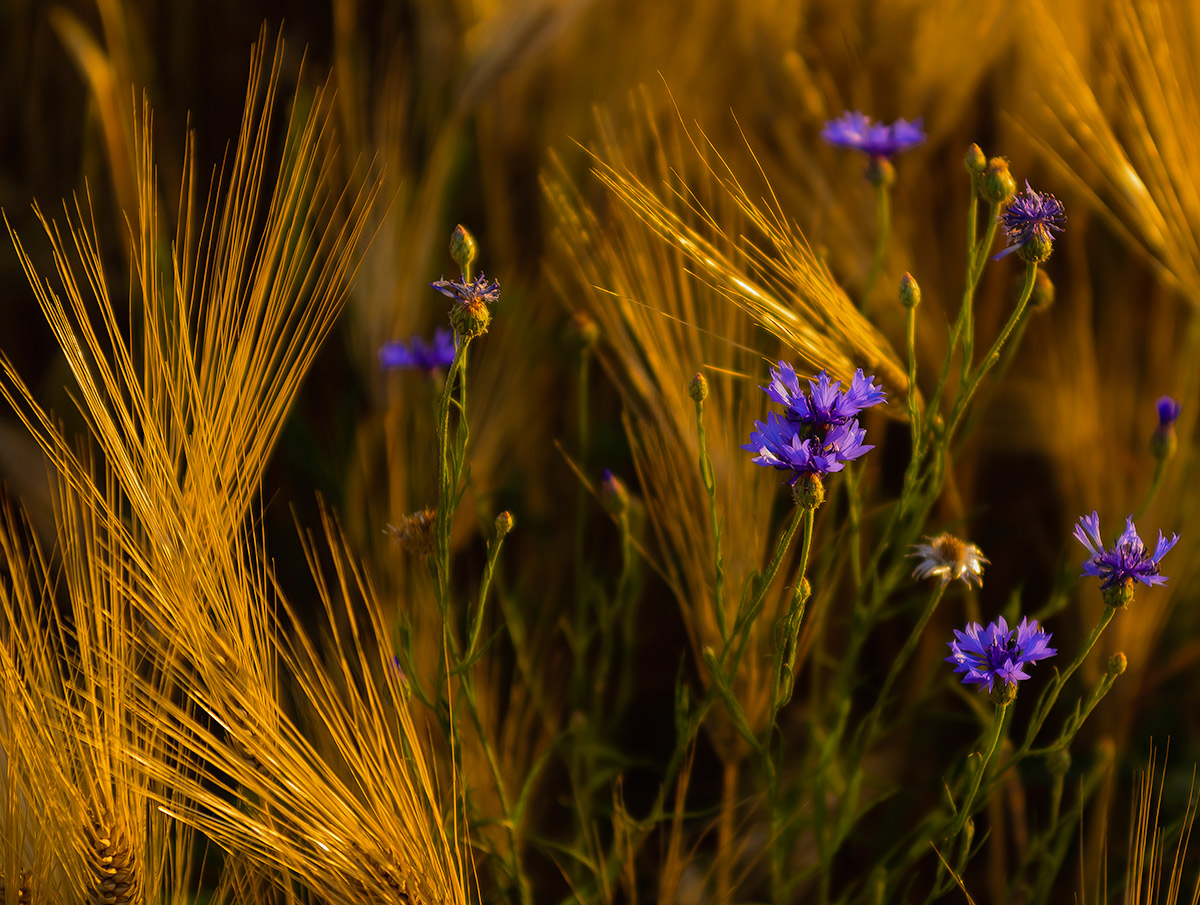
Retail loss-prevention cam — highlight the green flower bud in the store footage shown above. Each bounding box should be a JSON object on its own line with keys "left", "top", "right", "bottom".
{"left": 1046, "top": 748, "right": 1071, "bottom": 778}
{"left": 1030, "top": 269, "right": 1056, "bottom": 312}
{"left": 981, "top": 157, "right": 1017, "bottom": 205}
{"left": 965, "top": 143, "right": 987, "bottom": 175}
{"left": 899, "top": 272, "right": 921, "bottom": 309}
{"left": 450, "top": 224, "right": 477, "bottom": 273}
{"left": 688, "top": 372, "right": 709, "bottom": 403}
{"left": 566, "top": 311, "right": 599, "bottom": 350}
{"left": 494, "top": 511, "right": 515, "bottom": 538}
{"left": 600, "top": 469, "right": 629, "bottom": 516}
{"left": 1107, "top": 652, "right": 1127, "bottom": 678}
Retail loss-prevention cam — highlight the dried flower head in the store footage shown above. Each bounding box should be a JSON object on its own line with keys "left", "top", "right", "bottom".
{"left": 386, "top": 508, "right": 437, "bottom": 556}
{"left": 433, "top": 273, "right": 500, "bottom": 339}
{"left": 994, "top": 180, "right": 1067, "bottom": 262}
{"left": 1074, "top": 512, "right": 1179, "bottom": 607}
{"left": 379, "top": 328, "right": 456, "bottom": 372}
{"left": 744, "top": 364, "right": 885, "bottom": 484}
{"left": 909, "top": 533, "right": 989, "bottom": 587}
{"left": 820, "top": 112, "right": 926, "bottom": 158}
{"left": 946, "top": 616, "right": 1056, "bottom": 694}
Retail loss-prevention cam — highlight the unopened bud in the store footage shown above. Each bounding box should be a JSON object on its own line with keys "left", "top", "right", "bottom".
{"left": 981, "top": 157, "right": 1017, "bottom": 205}
{"left": 965, "top": 143, "right": 987, "bottom": 175}
{"left": 689, "top": 372, "right": 709, "bottom": 403}
{"left": 1030, "top": 269, "right": 1056, "bottom": 312}
{"left": 567, "top": 311, "right": 599, "bottom": 350}
{"left": 1150, "top": 396, "right": 1181, "bottom": 462}
{"left": 449, "top": 224, "right": 477, "bottom": 273}
{"left": 1046, "top": 748, "right": 1071, "bottom": 778}
{"left": 899, "top": 272, "right": 921, "bottom": 309}
{"left": 1107, "top": 652, "right": 1127, "bottom": 678}
{"left": 600, "top": 469, "right": 629, "bottom": 516}
{"left": 494, "top": 511, "right": 515, "bottom": 538}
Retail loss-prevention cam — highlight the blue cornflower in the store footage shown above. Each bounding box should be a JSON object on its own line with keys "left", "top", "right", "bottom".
{"left": 745, "top": 364, "right": 885, "bottom": 485}
{"left": 1152, "top": 396, "right": 1182, "bottom": 460}
{"left": 743, "top": 413, "right": 872, "bottom": 483}
{"left": 994, "top": 180, "right": 1066, "bottom": 263}
{"left": 379, "top": 327, "right": 456, "bottom": 372}
{"left": 946, "top": 616, "right": 1056, "bottom": 695}
{"left": 821, "top": 112, "right": 925, "bottom": 158}
{"left": 764, "top": 364, "right": 887, "bottom": 429}
{"left": 1074, "top": 512, "right": 1179, "bottom": 607}
{"left": 1157, "top": 396, "right": 1181, "bottom": 427}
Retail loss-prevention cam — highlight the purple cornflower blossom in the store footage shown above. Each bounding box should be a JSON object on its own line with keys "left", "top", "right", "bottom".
{"left": 1074, "top": 513, "right": 1179, "bottom": 605}
{"left": 820, "top": 112, "right": 926, "bottom": 158}
{"left": 1157, "top": 396, "right": 1181, "bottom": 427}
{"left": 764, "top": 364, "right": 886, "bottom": 430}
{"left": 431, "top": 273, "right": 501, "bottom": 307}
{"left": 946, "top": 616, "right": 1056, "bottom": 695}
{"left": 1152, "top": 396, "right": 1181, "bottom": 460}
{"left": 994, "top": 180, "right": 1066, "bottom": 262}
{"left": 379, "top": 328, "right": 456, "bottom": 372}
{"left": 743, "top": 364, "right": 885, "bottom": 484}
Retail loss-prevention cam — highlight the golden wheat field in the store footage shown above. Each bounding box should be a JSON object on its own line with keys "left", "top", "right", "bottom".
{"left": 2, "top": 0, "right": 1200, "bottom": 903}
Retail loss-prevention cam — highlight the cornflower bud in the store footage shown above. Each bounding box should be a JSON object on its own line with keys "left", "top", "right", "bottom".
{"left": 965, "top": 143, "right": 987, "bottom": 175}
{"left": 981, "top": 157, "right": 1016, "bottom": 205}
{"left": 899, "top": 272, "right": 921, "bottom": 309}
{"left": 689, "top": 372, "right": 709, "bottom": 403}
{"left": 449, "top": 224, "right": 477, "bottom": 273}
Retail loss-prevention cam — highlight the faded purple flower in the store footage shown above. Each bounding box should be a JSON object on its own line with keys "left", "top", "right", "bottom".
{"left": 994, "top": 180, "right": 1066, "bottom": 261}
{"left": 431, "top": 273, "right": 500, "bottom": 307}
{"left": 821, "top": 112, "right": 925, "bottom": 158}
{"left": 946, "top": 616, "right": 1056, "bottom": 693}
{"left": 379, "top": 328, "right": 456, "bottom": 372}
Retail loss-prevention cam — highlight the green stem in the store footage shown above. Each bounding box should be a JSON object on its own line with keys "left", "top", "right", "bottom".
{"left": 951, "top": 700, "right": 1008, "bottom": 838}
{"left": 949, "top": 261, "right": 1037, "bottom": 438}
{"left": 862, "top": 181, "right": 891, "bottom": 306}
{"left": 1134, "top": 457, "right": 1167, "bottom": 522}
{"left": 695, "top": 390, "right": 727, "bottom": 641}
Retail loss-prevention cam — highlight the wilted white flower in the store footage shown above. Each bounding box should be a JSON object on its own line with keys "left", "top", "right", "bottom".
{"left": 909, "top": 533, "right": 988, "bottom": 587}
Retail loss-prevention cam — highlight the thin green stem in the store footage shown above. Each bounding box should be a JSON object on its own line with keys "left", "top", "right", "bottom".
{"left": 862, "top": 182, "right": 891, "bottom": 306}
{"left": 1135, "top": 457, "right": 1168, "bottom": 522}
{"left": 695, "top": 391, "right": 727, "bottom": 641}
{"left": 951, "top": 700, "right": 1008, "bottom": 838}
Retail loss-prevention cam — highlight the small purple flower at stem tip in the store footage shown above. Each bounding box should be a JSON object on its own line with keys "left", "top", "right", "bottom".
{"left": 1152, "top": 396, "right": 1181, "bottom": 460}
{"left": 1073, "top": 512, "right": 1179, "bottom": 608}
{"left": 946, "top": 615, "right": 1056, "bottom": 696}
{"left": 379, "top": 327, "right": 456, "bottom": 372}
{"left": 1157, "top": 396, "right": 1181, "bottom": 427}
{"left": 994, "top": 180, "right": 1066, "bottom": 263}
{"left": 820, "top": 112, "right": 926, "bottom": 158}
